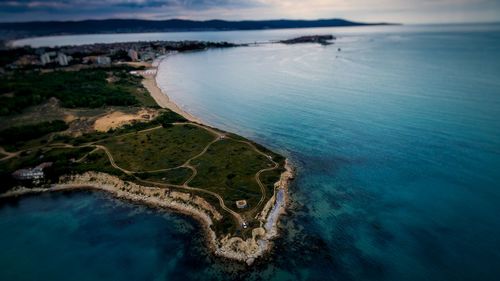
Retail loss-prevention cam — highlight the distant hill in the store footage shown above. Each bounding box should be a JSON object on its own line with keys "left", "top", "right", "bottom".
{"left": 0, "top": 18, "right": 395, "bottom": 40}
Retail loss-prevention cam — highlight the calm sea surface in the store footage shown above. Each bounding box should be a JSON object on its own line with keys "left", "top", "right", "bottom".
{"left": 2, "top": 24, "right": 500, "bottom": 280}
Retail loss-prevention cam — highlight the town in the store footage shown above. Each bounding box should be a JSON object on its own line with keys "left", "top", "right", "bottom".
{"left": 0, "top": 40, "right": 238, "bottom": 70}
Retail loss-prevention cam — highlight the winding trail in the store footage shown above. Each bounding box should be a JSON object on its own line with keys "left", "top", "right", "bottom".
{"left": 0, "top": 146, "right": 19, "bottom": 161}
{"left": 1, "top": 121, "right": 279, "bottom": 229}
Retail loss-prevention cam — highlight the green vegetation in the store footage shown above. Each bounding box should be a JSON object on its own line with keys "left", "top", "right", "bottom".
{"left": 0, "top": 67, "right": 145, "bottom": 115}
{"left": 0, "top": 47, "right": 34, "bottom": 67}
{"left": 101, "top": 124, "right": 214, "bottom": 171}
{"left": 0, "top": 119, "right": 285, "bottom": 237}
{"left": 155, "top": 110, "right": 187, "bottom": 127}
{"left": 71, "top": 150, "right": 129, "bottom": 179}
{"left": 0, "top": 120, "right": 68, "bottom": 144}
{"left": 136, "top": 167, "right": 192, "bottom": 185}
{"left": 190, "top": 139, "right": 273, "bottom": 212}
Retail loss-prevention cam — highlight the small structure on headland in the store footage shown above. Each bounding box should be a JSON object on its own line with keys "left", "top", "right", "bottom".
{"left": 236, "top": 200, "right": 247, "bottom": 209}
{"left": 12, "top": 162, "right": 53, "bottom": 182}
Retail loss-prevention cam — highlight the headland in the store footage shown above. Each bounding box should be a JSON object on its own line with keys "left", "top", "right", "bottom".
{"left": 0, "top": 40, "right": 294, "bottom": 265}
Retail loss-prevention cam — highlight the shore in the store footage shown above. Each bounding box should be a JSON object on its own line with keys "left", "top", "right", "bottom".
{"left": 1, "top": 57, "right": 294, "bottom": 265}
{"left": 141, "top": 58, "right": 295, "bottom": 261}
{"left": 140, "top": 58, "right": 204, "bottom": 124}
{"left": 1, "top": 164, "right": 294, "bottom": 265}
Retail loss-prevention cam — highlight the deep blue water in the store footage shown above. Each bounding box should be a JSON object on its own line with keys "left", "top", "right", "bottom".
{"left": 2, "top": 24, "right": 500, "bottom": 280}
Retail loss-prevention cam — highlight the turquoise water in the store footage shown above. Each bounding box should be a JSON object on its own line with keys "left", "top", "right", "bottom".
{"left": 0, "top": 192, "right": 214, "bottom": 280}
{"left": 2, "top": 24, "right": 500, "bottom": 280}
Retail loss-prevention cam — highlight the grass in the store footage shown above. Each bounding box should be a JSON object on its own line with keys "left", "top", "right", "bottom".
{"left": 189, "top": 139, "right": 273, "bottom": 212}
{"left": 74, "top": 150, "right": 129, "bottom": 179}
{"left": 129, "top": 82, "right": 158, "bottom": 108}
{"left": 101, "top": 124, "right": 214, "bottom": 172}
{"left": 136, "top": 167, "right": 193, "bottom": 185}
{"left": 0, "top": 120, "right": 68, "bottom": 145}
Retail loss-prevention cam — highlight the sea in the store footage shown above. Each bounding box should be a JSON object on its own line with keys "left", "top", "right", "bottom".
{"left": 2, "top": 23, "right": 500, "bottom": 281}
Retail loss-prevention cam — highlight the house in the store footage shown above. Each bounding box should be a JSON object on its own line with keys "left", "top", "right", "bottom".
{"left": 12, "top": 162, "right": 53, "bottom": 182}
{"left": 12, "top": 168, "right": 44, "bottom": 180}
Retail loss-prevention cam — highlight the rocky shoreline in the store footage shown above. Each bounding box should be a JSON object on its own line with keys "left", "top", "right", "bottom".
{"left": 0, "top": 160, "right": 294, "bottom": 265}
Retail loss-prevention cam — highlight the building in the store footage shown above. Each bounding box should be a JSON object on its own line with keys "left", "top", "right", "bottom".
{"left": 236, "top": 200, "right": 248, "bottom": 209}
{"left": 56, "top": 53, "right": 69, "bottom": 66}
{"left": 12, "top": 162, "right": 52, "bottom": 182}
{"left": 128, "top": 49, "right": 138, "bottom": 61}
{"left": 12, "top": 168, "right": 44, "bottom": 180}
{"left": 96, "top": 56, "right": 111, "bottom": 65}
{"left": 40, "top": 53, "right": 51, "bottom": 65}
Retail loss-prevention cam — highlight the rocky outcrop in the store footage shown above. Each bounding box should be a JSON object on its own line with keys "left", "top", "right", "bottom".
{"left": 213, "top": 159, "right": 294, "bottom": 265}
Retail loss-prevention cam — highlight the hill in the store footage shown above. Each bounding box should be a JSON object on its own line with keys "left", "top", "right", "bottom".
{"left": 0, "top": 18, "right": 394, "bottom": 39}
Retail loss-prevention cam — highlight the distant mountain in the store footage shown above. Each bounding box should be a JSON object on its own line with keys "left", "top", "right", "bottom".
{"left": 0, "top": 18, "right": 395, "bottom": 39}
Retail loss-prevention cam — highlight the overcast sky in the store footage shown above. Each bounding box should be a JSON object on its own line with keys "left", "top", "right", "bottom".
{"left": 1, "top": 0, "right": 500, "bottom": 23}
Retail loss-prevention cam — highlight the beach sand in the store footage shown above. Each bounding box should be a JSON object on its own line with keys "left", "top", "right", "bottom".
{"left": 141, "top": 65, "right": 204, "bottom": 124}
{"left": 93, "top": 108, "right": 159, "bottom": 132}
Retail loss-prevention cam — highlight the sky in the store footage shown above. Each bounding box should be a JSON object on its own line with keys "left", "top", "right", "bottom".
{"left": 1, "top": 0, "right": 500, "bottom": 24}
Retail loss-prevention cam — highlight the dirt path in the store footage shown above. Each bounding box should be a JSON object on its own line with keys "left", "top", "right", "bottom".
{"left": 1, "top": 121, "right": 277, "bottom": 229}
{"left": 0, "top": 146, "right": 19, "bottom": 161}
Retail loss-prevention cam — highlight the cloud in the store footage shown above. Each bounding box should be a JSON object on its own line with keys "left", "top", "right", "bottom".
{"left": 0, "top": 0, "right": 499, "bottom": 23}
{"left": 0, "top": 0, "right": 262, "bottom": 12}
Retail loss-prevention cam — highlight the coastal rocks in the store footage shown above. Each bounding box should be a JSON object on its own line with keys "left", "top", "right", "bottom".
{"left": 58, "top": 172, "right": 222, "bottom": 225}
{"left": 1, "top": 160, "right": 294, "bottom": 266}
{"left": 214, "top": 160, "right": 294, "bottom": 265}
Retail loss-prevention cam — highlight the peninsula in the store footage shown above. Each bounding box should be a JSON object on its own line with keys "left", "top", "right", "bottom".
{"left": 0, "top": 40, "right": 293, "bottom": 265}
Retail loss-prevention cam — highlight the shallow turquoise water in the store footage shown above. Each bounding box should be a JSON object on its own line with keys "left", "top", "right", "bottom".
{"left": 0, "top": 192, "right": 213, "bottom": 280}
{"left": 2, "top": 24, "right": 500, "bottom": 280}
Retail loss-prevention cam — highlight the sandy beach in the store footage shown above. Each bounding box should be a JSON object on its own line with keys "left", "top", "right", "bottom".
{"left": 140, "top": 59, "right": 204, "bottom": 124}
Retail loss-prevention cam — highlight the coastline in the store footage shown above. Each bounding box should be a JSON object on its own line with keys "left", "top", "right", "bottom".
{"left": 140, "top": 57, "right": 204, "bottom": 124}
{"left": 144, "top": 57, "right": 295, "bottom": 260}
{"left": 1, "top": 57, "right": 295, "bottom": 265}
{"left": 1, "top": 162, "right": 294, "bottom": 265}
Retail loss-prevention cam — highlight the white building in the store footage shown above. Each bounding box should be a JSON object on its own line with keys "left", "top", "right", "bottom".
{"left": 12, "top": 167, "right": 44, "bottom": 180}
{"left": 128, "top": 49, "right": 138, "bottom": 61}
{"left": 40, "top": 53, "right": 51, "bottom": 65}
{"left": 57, "top": 53, "right": 69, "bottom": 66}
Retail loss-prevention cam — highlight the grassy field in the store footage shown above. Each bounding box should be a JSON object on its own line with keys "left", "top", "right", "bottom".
{"left": 189, "top": 139, "right": 273, "bottom": 212}
{"left": 136, "top": 167, "right": 193, "bottom": 185}
{"left": 100, "top": 124, "right": 215, "bottom": 172}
